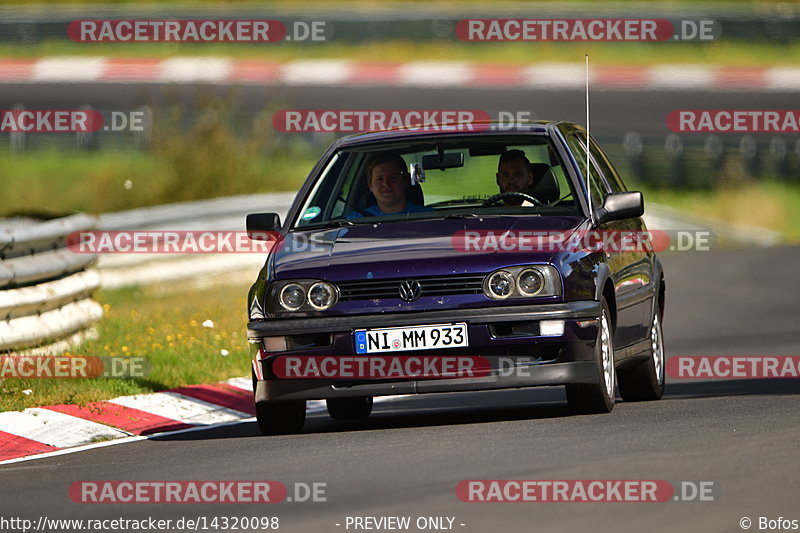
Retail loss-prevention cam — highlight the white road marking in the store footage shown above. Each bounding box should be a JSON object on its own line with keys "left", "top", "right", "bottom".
{"left": 109, "top": 391, "right": 250, "bottom": 424}
{"left": 158, "top": 58, "right": 232, "bottom": 83}
{"left": 279, "top": 60, "right": 353, "bottom": 85}
{"left": 765, "top": 67, "right": 800, "bottom": 91}
{"left": 523, "top": 63, "right": 585, "bottom": 89}
{"left": 33, "top": 57, "right": 106, "bottom": 82}
{"left": 648, "top": 65, "right": 715, "bottom": 89}
{"left": 0, "top": 408, "right": 128, "bottom": 448}
{"left": 397, "top": 62, "right": 471, "bottom": 87}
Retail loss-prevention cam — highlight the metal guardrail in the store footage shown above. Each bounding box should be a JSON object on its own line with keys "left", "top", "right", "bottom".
{"left": 0, "top": 213, "right": 103, "bottom": 353}
{"left": 1, "top": 4, "right": 799, "bottom": 43}
{"left": 96, "top": 192, "right": 295, "bottom": 288}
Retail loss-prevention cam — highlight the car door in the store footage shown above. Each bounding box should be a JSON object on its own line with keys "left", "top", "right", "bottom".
{"left": 587, "top": 135, "right": 653, "bottom": 348}
{"left": 564, "top": 130, "right": 648, "bottom": 349}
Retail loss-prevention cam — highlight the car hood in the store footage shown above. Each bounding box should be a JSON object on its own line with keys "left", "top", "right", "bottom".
{"left": 272, "top": 216, "right": 585, "bottom": 281}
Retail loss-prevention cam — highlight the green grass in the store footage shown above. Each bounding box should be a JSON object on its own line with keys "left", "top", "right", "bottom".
{"left": 600, "top": 142, "right": 800, "bottom": 242}
{"left": 639, "top": 181, "right": 800, "bottom": 243}
{"left": 3, "top": 40, "right": 800, "bottom": 67}
{"left": 0, "top": 148, "right": 315, "bottom": 216}
{"left": 0, "top": 281, "right": 253, "bottom": 412}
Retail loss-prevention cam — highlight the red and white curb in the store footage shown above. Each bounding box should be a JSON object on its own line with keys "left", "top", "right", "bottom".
{"left": 0, "top": 377, "right": 337, "bottom": 464}
{"left": 1, "top": 57, "right": 798, "bottom": 91}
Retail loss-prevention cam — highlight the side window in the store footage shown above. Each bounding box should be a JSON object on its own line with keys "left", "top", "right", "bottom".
{"left": 566, "top": 133, "right": 607, "bottom": 208}
{"left": 588, "top": 161, "right": 607, "bottom": 209}
{"left": 589, "top": 136, "right": 627, "bottom": 193}
{"left": 297, "top": 152, "right": 350, "bottom": 225}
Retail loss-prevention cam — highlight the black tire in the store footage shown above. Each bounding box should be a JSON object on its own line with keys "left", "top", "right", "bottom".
{"left": 326, "top": 396, "right": 373, "bottom": 420}
{"left": 618, "top": 308, "right": 665, "bottom": 402}
{"left": 255, "top": 400, "right": 306, "bottom": 435}
{"left": 565, "top": 298, "right": 616, "bottom": 414}
{"left": 252, "top": 370, "right": 306, "bottom": 435}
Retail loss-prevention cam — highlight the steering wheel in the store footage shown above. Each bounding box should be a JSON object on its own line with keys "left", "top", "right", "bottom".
{"left": 482, "top": 192, "right": 543, "bottom": 207}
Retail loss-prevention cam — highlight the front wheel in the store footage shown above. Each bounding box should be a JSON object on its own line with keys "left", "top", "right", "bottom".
{"left": 565, "top": 299, "right": 616, "bottom": 414}
{"left": 618, "top": 309, "right": 665, "bottom": 402}
{"left": 327, "top": 396, "right": 373, "bottom": 420}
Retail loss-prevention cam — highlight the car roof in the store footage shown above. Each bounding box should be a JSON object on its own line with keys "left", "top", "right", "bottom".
{"left": 333, "top": 121, "right": 573, "bottom": 149}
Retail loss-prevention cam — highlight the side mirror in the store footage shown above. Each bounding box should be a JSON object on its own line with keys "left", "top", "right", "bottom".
{"left": 594, "top": 192, "right": 644, "bottom": 224}
{"left": 246, "top": 213, "right": 282, "bottom": 240}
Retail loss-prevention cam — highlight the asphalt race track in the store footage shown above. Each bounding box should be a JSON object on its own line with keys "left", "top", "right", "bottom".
{"left": 2, "top": 83, "right": 800, "bottom": 137}
{"left": 1, "top": 246, "right": 798, "bottom": 533}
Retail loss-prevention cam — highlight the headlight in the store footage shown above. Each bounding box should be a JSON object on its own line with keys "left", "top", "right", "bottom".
{"left": 270, "top": 279, "right": 340, "bottom": 312}
{"left": 483, "top": 265, "right": 561, "bottom": 299}
{"left": 517, "top": 269, "right": 544, "bottom": 296}
{"left": 486, "top": 271, "right": 515, "bottom": 299}
{"left": 307, "top": 281, "right": 337, "bottom": 310}
{"left": 279, "top": 283, "right": 306, "bottom": 311}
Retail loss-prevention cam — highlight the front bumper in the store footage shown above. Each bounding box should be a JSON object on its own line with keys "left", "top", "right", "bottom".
{"left": 248, "top": 301, "right": 600, "bottom": 337}
{"left": 248, "top": 300, "right": 602, "bottom": 402}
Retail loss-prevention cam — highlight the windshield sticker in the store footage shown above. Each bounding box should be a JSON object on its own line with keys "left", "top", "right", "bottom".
{"left": 302, "top": 206, "right": 321, "bottom": 220}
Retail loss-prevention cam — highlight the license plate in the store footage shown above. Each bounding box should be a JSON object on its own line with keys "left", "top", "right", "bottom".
{"left": 354, "top": 323, "right": 469, "bottom": 354}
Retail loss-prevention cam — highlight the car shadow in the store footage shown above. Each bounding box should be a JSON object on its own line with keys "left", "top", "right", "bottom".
{"left": 663, "top": 377, "right": 800, "bottom": 399}
{"left": 150, "top": 378, "right": 799, "bottom": 441}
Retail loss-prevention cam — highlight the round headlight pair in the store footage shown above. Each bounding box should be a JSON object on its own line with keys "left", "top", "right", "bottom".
{"left": 279, "top": 281, "right": 337, "bottom": 311}
{"left": 485, "top": 269, "right": 544, "bottom": 299}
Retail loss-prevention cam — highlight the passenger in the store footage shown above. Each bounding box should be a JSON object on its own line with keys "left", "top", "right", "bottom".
{"left": 352, "top": 152, "right": 432, "bottom": 217}
{"left": 496, "top": 149, "right": 535, "bottom": 207}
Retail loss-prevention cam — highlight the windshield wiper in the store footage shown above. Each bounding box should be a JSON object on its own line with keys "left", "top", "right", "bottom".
{"left": 319, "top": 219, "right": 356, "bottom": 229}
{"left": 444, "top": 213, "right": 481, "bottom": 219}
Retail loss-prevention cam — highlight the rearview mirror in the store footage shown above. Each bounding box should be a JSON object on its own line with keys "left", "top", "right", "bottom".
{"left": 246, "top": 213, "right": 282, "bottom": 239}
{"left": 594, "top": 192, "right": 644, "bottom": 224}
{"left": 421, "top": 152, "right": 464, "bottom": 170}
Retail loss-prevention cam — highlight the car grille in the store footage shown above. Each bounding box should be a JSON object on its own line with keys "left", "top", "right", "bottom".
{"left": 336, "top": 274, "right": 485, "bottom": 301}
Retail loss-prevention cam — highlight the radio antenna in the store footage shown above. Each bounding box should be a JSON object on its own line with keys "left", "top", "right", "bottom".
{"left": 585, "top": 54, "right": 593, "bottom": 224}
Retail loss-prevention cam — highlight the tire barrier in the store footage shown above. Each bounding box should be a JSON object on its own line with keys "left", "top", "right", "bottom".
{"left": 0, "top": 213, "right": 102, "bottom": 353}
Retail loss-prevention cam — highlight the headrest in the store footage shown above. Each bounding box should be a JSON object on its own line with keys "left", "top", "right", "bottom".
{"left": 530, "top": 163, "right": 560, "bottom": 204}
{"left": 364, "top": 183, "right": 425, "bottom": 209}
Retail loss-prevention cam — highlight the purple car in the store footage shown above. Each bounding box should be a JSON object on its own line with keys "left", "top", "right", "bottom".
{"left": 246, "top": 122, "right": 666, "bottom": 434}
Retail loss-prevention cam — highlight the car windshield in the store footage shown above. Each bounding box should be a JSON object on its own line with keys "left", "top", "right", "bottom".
{"left": 293, "top": 134, "right": 582, "bottom": 229}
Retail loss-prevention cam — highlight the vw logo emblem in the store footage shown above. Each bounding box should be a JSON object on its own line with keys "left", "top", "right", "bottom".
{"left": 398, "top": 279, "right": 422, "bottom": 302}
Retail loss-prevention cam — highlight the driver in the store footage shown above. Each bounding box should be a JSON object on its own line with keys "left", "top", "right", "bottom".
{"left": 496, "top": 149, "right": 535, "bottom": 207}
{"left": 352, "top": 152, "right": 432, "bottom": 217}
